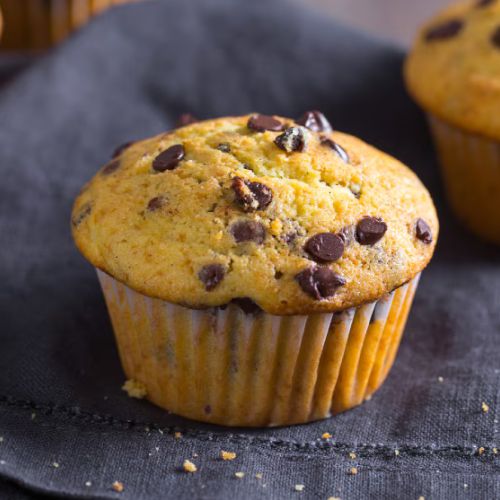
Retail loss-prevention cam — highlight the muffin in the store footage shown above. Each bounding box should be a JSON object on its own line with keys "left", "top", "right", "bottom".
{"left": 72, "top": 113, "right": 438, "bottom": 427}
{"left": 405, "top": 0, "right": 500, "bottom": 245}
{"left": 0, "top": 0, "right": 137, "bottom": 50}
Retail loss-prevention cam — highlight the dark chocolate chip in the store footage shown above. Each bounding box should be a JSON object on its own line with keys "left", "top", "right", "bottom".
{"left": 198, "top": 264, "right": 225, "bottom": 291}
{"left": 176, "top": 113, "right": 198, "bottom": 127}
{"left": 356, "top": 216, "right": 387, "bottom": 245}
{"left": 477, "top": 0, "right": 495, "bottom": 7}
{"left": 101, "top": 159, "right": 120, "bottom": 175}
{"left": 274, "top": 127, "right": 307, "bottom": 152}
{"left": 231, "top": 297, "right": 262, "bottom": 314}
{"left": 72, "top": 203, "right": 92, "bottom": 227}
{"left": 491, "top": 26, "right": 500, "bottom": 47}
{"left": 204, "top": 405, "right": 212, "bottom": 415}
{"left": 305, "top": 233, "right": 344, "bottom": 263}
{"left": 415, "top": 218, "right": 433, "bottom": 244}
{"left": 425, "top": 19, "right": 464, "bottom": 41}
{"left": 295, "top": 111, "right": 332, "bottom": 133}
{"left": 230, "top": 220, "right": 266, "bottom": 244}
{"left": 152, "top": 144, "right": 185, "bottom": 172}
{"left": 320, "top": 137, "right": 349, "bottom": 163}
{"left": 217, "top": 143, "right": 231, "bottom": 153}
{"left": 247, "top": 114, "right": 284, "bottom": 132}
{"left": 274, "top": 270, "right": 283, "bottom": 280}
{"left": 147, "top": 196, "right": 166, "bottom": 211}
{"left": 112, "top": 141, "right": 133, "bottom": 159}
{"left": 295, "top": 266, "right": 346, "bottom": 300}
{"left": 231, "top": 177, "right": 273, "bottom": 212}
{"left": 283, "top": 231, "right": 298, "bottom": 245}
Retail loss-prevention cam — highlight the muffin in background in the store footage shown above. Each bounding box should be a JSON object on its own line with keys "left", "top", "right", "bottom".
{"left": 72, "top": 113, "right": 438, "bottom": 427}
{"left": 405, "top": 0, "right": 500, "bottom": 245}
{"left": 0, "top": 0, "right": 138, "bottom": 50}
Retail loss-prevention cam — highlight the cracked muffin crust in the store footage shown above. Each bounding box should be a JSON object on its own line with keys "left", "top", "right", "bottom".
{"left": 72, "top": 113, "right": 438, "bottom": 315}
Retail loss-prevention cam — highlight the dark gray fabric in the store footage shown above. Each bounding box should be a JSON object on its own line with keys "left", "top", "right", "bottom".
{"left": 1, "top": 0, "right": 499, "bottom": 498}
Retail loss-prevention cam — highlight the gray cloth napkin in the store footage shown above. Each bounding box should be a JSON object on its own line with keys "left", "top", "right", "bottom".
{"left": 1, "top": 0, "right": 499, "bottom": 498}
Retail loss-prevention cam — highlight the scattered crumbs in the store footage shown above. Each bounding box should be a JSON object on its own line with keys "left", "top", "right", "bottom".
{"left": 478, "top": 447, "right": 485, "bottom": 456}
{"left": 365, "top": 394, "right": 372, "bottom": 402}
{"left": 327, "top": 497, "right": 341, "bottom": 500}
{"left": 418, "top": 497, "right": 425, "bottom": 500}
{"left": 395, "top": 449, "right": 400, "bottom": 456}
{"left": 85, "top": 481, "right": 92, "bottom": 487}
{"left": 349, "top": 452, "right": 356, "bottom": 460}
{"left": 193, "top": 453, "right": 199, "bottom": 458}
{"left": 482, "top": 402, "right": 490, "bottom": 413}
{"left": 255, "top": 473, "right": 263, "bottom": 479}
{"left": 183, "top": 459, "right": 197, "bottom": 473}
{"left": 234, "top": 472, "right": 245, "bottom": 479}
{"left": 0, "top": 437, "right": 3, "bottom": 443}
{"left": 31, "top": 413, "right": 36, "bottom": 420}
{"left": 112, "top": 481, "right": 124, "bottom": 493}
{"left": 464, "top": 484, "right": 468, "bottom": 489}
{"left": 493, "top": 448, "right": 498, "bottom": 455}
{"left": 349, "top": 467, "right": 358, "bottom": 476}
{"left": 220, "top": 450, "right": 237, "bottom": 461}
{"left": 294, "top": 484, "right": 305, "bottom": 492}
{"left": 155, "top": 446, "right": 159, "bottom": 452}
{"left": 52, "top": 462, "right": 60, "bottom": 468}
{"left": 322, "top": 432, "right": 332, "bottom": 439}
{"left": 122, "top": 379, "right": 147, "bottom": 399}
{"left": 158, "top": 429, "right": 164, "bottom": 435}
{"left": 437, "top": 376, "right": 444, "bottom": 383}
{"left": 174, "top": 432, "right": 183, "bottom": 439}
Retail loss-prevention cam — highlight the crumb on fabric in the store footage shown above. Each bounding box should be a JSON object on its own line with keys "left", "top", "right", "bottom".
{"left": 322, "top": 432, "right": 332, "bottom": 439}
{"left": 0, "top": 437, "right": 3, "bottom": 443}
{"left": 418, "top": 497, "right": 425, "bottom": 500}
{"left": 255, "top": 473, "right": 263, "bottom": 479}
{"left": 31, "top": 413, "right": 36, "bottom": 420}
{"left": 478, "top": 447, "right": 485, "bottom": 455}
{"left": 112, "top": 481, "right": 124, "bottom": 492}
{"left": 234, "top": 472, "right": 245, "bottom": 479}
{"left": 349, "top": 467, "right": 358, "bottom": 475}
{"left": 220, "top": 450, "right": 237, "bottom": 461}
{"left": 85, "top": 481, "right": 92, "bottom": 487}
{"left": 122, "top": 379, "right": 147, "bottom": 399}
{"left": 327, "top": 497, "right": 341, "bottom": 500}
{"left": 365, "top": 394, "right": 372, "bottom": 401}
{"left": 482, "top": 402, "right": 489, "bottom": 413}
{"left": 52, "top": 462, "right": 59, "bottom": 468}
{"left": 395, "top": 449, "right": 400, "bottom": 456}
{"left": 183, "top": 459, "right": 197, "bottom": 473}
{"left": 175, "top": 432, "right": 183, "bottom": 439}
{"left": 158, "top": 429, "right": 164, "bottom": 435}
{"left": 349, "top": 452, "right": 356, "bottom": 459}
{"left": 493, "top": 448, "right": 498, "bottom": 455}
{"left": 294, "top": 484, "right": 305, "bottom": 492}
{"left": 437, "top": 376, "right": 444, "bottom": 383}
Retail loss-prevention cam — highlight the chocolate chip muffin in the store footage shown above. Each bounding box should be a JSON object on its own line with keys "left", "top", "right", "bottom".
{"left": 72, "top": 112, "right": 438, "bottom": 427}
{"left": 405, "top": 0, "right": 500, "bottom": 244}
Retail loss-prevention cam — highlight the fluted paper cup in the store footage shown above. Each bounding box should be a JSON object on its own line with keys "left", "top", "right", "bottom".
{"left": 97, "top": 270, "right": 420, "bottom": 427}
{"left": 428, "top": 115, "right": 500, "bottom": 245}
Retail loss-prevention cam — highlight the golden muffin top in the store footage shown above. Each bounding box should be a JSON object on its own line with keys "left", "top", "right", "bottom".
{"left": 72, "top": 113, "right": 438, "bottom": 315}
{"left": 405, "top": 0, "right": 500, "bottom": 139}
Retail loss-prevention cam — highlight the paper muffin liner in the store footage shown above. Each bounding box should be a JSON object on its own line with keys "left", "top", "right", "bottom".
{"left": 0, "top": 0, "right": 137, "bottom": 50}
{"left": 97, "top": 270, "right": 420, "bottom": 427}
{"left": 428, "top": 115, "right": 500, "bottom": 245}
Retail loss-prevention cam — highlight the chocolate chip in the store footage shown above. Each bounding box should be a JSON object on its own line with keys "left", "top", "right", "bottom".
{"left": 425, "top": 19, "right": 464, "bottom": 41}
{"left": 415, "top": 218, "right": 433, "bottom": 244}
{"left": 112, "top": 141, "right": 133, "bottom": 158}
{"left": 204, "top": 405, "right": 212, "bottom": 415}
{"left": 274, "top": 270, "right": 283, "bottom": 280}
{"left": 356, "top": 216, "right": 387, "bottom": 245}
{"left": 152, "top": 144, "right": 185, "bottom": 172}
{"left": 72, "top": 203, "right": 91, "bottom": 227}
{"left": 230, "top": 220, "right": 266, "bottom": 244}
{"left": 231, "top": 177, "right": 273, "bottom": 212}
{"left": 491, "top": 26, "right": 500, "bottom": 47}
{"left": 295, "top": 111, "right": 332, "bottom": 133}
{"left": 147, "top": 196, "right": 166, "bottom": 211}
{"left": 295, "top": 266, "right": 346, "bottom": 300}
{"left": 231, "top": 297, "right": 262, "bottom": 314}
{"left": 198, "top": 264, "right": 225, "bottom": 291}
{"left": 320, "top": 137, "right": 349, "bottom": 163}
{"left": 477, "top": 0, "right": 495, "bottom": 7}
{"left": 305, "top": 233, "right": 344, "bottom": 263}
{"left": 177, "top": 113, "right": 198, "bottom": 127}
{"left": 217, "top": 143, "right": 231, "bottom": 153}
{"left": 247, "top": 114, "right": 284, "bottom": 132}
{"left": 101, "top": 159, "right": 120, "bottom": 175}
{"left": 283, "top": 231, "right": 298, "bottom": 245}
{"left": 274, "top": 127, "right": 307, "bottom": 152}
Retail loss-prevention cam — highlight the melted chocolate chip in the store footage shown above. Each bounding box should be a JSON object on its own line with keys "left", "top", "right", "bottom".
{"left": 356, "top": 216, "right": 387, "bottom": 245}
{"left": 274, "top": 127, "right": 307, "bottom": 152}
{"left": 112, "top": 141, "right": 133, "bottom": 158}
{"left": 320, "top": 137, "right": 349, "bottom": 163}
{"left": 177, "top": 113, "right": 198, "bottom": 127}
{"left": 231, "top": 297, "right": 262, "bottom": 314}
{"left": 305, "top": 233, "right": 344, "bottom": 263}
{"left": 295, "top": 110, "right": 332, "bottom": 133}
{"left": 491, "top": 26, "right": 500, "bottom": 48}
{"left": 230, "top": 220, "right": 266, "bottom": 244}
{"left": 477, "top": 0, "right": 495, "bottom": 7}
{"left": 198, "top": 264, "right": 225, "bottom": 291}
{"left": 72, "top": 203, "right": 91, "bottom": 227}
{"left": 147, "top": 196, "right": 166, "bottom": 211}
{"left": 425, "top": 19, "right": 464, "bottom": 42}
{"left": 295, "top": 266, "right": 346, "bottom": 300}
{"left": 231, "top": 177, "right": 273, "bottom": 212}
{"left": 415, "top": 218, "right": 433, "bottom": 244}
{"left": 101, "top": 159, "right": 120, "bottom": 175}
{"left": 247, "top": 114, "right": 284, "bottom": 132}
{"left": 152, "top": 144, "right": 185, "bottom": 172}
{"left": 217, "top": 143, "right": 231, "bottom": 153}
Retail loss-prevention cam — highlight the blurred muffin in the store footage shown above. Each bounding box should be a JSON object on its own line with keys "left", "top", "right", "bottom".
{"left": 0, "top": 0, "right": 138, "bottom": 50}
{"left": 72, "top": 113, "right": 438, "bottom": 427}
{"left": 405, "top": 0, "right": 500, "bottom": 245}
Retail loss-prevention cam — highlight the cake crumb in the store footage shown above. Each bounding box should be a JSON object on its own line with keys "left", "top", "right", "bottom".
{"left": 349, "top": 467, "right": 358, "bottom": 475}
{"left": 220, "top": 450, "right": 237, "bottom": 461}
{"left": 327, "top": 497, "right": 341, "bottom": 500}
{"left": 255, "top": 473, "right": 263, "bottom": 479}
{"left": 158, "top": 429, "right": 164, "bottom": 435}
{"left": 122, "top": 379, "right": 147, "bottom": 399}
{"left": 31, "top": 413, "right": 36, "bottom": 420}
{"left": 349, "top": 452, "right": 356, "bottom": 459}
{"left": 365, "top": 394, "right": 372, "bottom": 401}
{"left": 174, "top": 432, "right": 182, "bottom": 439}
{"left": 0, "top": 461, "right": 5, "bottom": 465}
{"left": 493, "top": 448, "right": 498, "bottom": 455}
{"left": 294, "top": 484, "right": 305, "bottom": 492}
{"left": 478, "top": 447, "right": 485, "bottom": 455}
{"left": 418, "top": 497, "right": 425, "bottom": 500}
{"left": 183, "top": 459, "right": 197, "bottom": 473}
{"left": 482, "top": 402, "right": 489, "bottom": 413}
{"left": 322, "top": 432, "right": 332, "bottom": 439}
{"left": 394, "top": 449, "right": 400, "bottom": 456}
{"left": 0, "top": 437, "right": 3, "bottom": 443}
{"left": 193, "top": 453, "right": 198, "bottom": 458}
{"left": 112, "top": 481, "right": 124, "bottom": 492}
{"left": 464, "top": 484, "right": 468, "bottom": 489}
{"left": 234, "top": 472, "right": 245, "bottom": 479}
{"left": 52, "top": 462, "right": 59, "bottom": 468}
{"left": 437, "top": 376, "right": 444, "bottom": 383}
{"left": 85, "top": 481, "right": 92, "bottom": 487}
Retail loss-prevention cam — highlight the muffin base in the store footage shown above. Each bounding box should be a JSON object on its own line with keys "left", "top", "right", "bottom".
{"left": 429, "top": 115, "right": 500, "bottom": 245}
{"left": 98, "top": 271, "right": 420, "bottom": 427}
